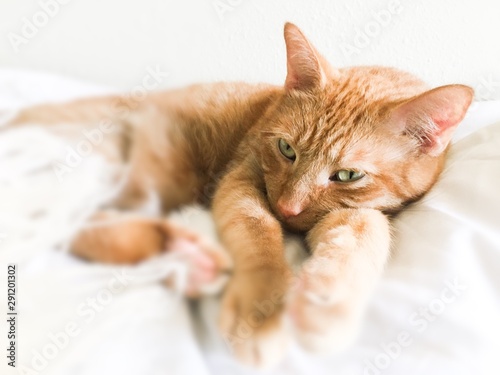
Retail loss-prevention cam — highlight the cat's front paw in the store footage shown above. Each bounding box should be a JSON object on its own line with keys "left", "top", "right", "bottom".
{"left": 287, "top": 259, "right": 365, "bottom": 353}
{"left": 219, "top": 269, "right": 291, "bottom": 368}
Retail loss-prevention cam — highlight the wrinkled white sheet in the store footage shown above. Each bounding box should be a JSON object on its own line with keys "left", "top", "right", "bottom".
{"left": 1, "top": 69, "right": 499, "bottom": 375}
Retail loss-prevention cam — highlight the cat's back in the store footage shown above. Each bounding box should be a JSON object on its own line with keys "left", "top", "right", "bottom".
{"left": 149, "top": 81, "right": 279, "bottom": 124}
{"left": 145, "top": 82, "right": 281, "bottom": 175}
{"left": 7, "top": 81, "right": 278, "bottom": 127}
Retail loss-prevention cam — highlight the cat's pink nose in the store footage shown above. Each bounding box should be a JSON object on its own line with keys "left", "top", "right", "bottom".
{"left": 276, "top": 198, "right": 303, "bottom": 219}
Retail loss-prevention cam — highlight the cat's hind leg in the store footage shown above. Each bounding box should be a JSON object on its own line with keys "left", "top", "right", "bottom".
{"left": 71, "top": 210, "right": 232, "bottom": 296}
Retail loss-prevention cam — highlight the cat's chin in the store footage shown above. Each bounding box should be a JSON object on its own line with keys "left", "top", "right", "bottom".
{"left": 279, "top": 216, "right": 315, "bottom": 233}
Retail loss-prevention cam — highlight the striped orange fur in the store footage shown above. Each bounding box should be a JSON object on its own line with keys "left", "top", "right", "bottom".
{"left": 8, "top": 22, "right": 473, "bottom": 367}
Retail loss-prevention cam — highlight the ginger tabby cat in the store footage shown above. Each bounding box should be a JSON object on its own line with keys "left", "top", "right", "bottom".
{"left": 8, "top": 23, "right": 473, "bottom": 367}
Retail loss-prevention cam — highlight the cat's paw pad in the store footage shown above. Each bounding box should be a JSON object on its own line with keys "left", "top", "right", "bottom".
{"left": 165, "top": 237, "right": 231, "bottom": 297}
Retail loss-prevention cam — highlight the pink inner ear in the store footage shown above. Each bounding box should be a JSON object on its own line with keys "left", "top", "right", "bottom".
{"left": 431, "top": 104, "right": 464, "bottom": 134}
{"left": 392, "top": 85, "right": 473, "bottom": 156}
{"left": 284, "top": 23, "right": 324, "bottom": 91}
{"left": 286, "top": 67, "right": 315, "bottom": 91}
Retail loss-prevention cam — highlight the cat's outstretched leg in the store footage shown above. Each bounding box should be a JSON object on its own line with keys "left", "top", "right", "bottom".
{"left": 288, "top": 208, "right": 391, "bottom": 353}
{"left": 213, "top": 164, "right": 292, "bottom": 368}
{"left": 71, "top": 210, "right": 232, "bottom": 297}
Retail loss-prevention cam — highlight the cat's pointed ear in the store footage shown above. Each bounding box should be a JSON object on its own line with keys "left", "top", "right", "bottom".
{"left": 389, "top": 84, "right": 474, "bottom": 156}
{"left": 284, "top": 22, "right": 330, "bottom": 91}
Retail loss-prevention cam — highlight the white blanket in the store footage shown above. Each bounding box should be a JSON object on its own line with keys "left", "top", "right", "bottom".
{"left": 1, "top": 69, "right": 499, "bottom": 375}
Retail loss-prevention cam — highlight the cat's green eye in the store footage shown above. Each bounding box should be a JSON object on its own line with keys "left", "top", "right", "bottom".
{"left": 278, "top": 138, "right": 296, "bottom": 161}
{"left": 331, "top": 169, "right": 365, "bottom": 183}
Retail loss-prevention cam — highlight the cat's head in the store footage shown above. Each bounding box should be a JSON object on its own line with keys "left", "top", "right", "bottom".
{"left": 254, "top": 23, "right": 473, "bottom": 232}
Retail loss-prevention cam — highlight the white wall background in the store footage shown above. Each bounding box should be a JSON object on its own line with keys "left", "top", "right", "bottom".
{"left": 0, "top": 0, "right": 499, "bottom": 99}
